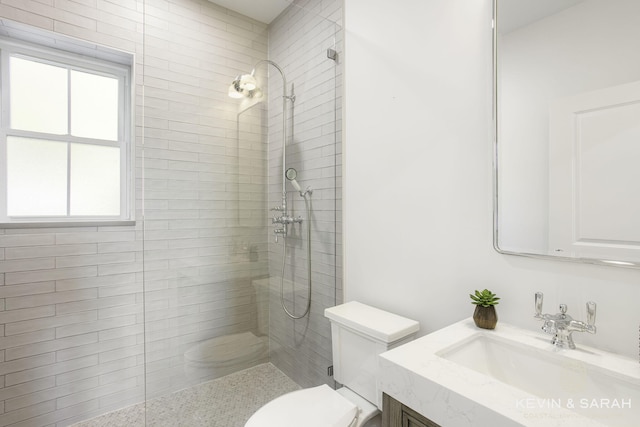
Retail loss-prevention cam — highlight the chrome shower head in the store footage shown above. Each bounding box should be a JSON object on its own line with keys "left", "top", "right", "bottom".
{"left": 285, "top": 168, "right": 302, "bottom": 192}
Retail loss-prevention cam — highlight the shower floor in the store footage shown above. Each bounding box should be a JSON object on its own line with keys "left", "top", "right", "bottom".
{"left": 71, "top": 363, "right": 300, "bottom": 427}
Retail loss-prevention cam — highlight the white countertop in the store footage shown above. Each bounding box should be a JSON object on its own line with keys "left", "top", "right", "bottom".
{"left": 378, "top": 318, "right": 640, "bottom": 427}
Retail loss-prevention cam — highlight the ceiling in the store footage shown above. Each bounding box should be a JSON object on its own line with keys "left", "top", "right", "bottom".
{"left": 208, "top": 0, "right": 293, "bottom": 24}
{"left": 498, "top": 0, "right": 585, "bottom": 33}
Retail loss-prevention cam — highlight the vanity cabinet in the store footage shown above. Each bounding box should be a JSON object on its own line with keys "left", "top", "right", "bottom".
{"left": 382, "top": 393, "right": 441, "bottom": 427}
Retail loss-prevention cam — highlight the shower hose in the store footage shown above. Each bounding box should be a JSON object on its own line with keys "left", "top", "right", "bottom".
{"left": 280, "top": 192, "right": 312, "bottom": 319}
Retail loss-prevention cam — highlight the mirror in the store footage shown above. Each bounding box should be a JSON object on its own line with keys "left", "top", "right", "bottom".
{"left": 494, "top": 0, "right": 640, "bottom": 267}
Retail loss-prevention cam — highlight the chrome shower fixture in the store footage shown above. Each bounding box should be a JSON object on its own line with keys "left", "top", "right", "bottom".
{"left": 230, "top": 60, "right": 296, "bottom": 232}
{"left": 285, "top": 168, "right": 302, "bottom": 192}
{"left": 229, "top": 59, "right": 310, "bottom": 320}
{"left": 286, "top": 168, "right": 312, "bottom": 197}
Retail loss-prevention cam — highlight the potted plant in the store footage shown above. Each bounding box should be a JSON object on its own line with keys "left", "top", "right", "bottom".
{"left": 470, "top": 289, "right": 499, "bottom": 329}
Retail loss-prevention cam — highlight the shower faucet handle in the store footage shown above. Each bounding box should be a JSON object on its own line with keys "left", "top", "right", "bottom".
{"left": 270, "top": 206, "right": 285, "bottom": 212}
{"left": 274, "top": 228, "right": 286, "bottom": 243}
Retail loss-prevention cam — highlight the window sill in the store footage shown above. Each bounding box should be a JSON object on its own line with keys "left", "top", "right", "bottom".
{"left": 0, "top": 220, "right": 136, "bottom": 229}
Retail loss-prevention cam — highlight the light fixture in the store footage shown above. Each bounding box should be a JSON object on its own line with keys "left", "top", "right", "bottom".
{"left": 228, "top": 73, "right": 259, "bottom": 99}
{"left": 228, "top": 83, "right": 244, "bottom": 99}
{"left": 247, "top": 87, "right": 263, "bottom": 99}
{"left": 238, "top": 73, "right": 257, "bottom": 91}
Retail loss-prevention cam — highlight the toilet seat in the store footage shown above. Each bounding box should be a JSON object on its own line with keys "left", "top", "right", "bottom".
{"left": 245, "top": 384, "right": 358, "bottom": 427}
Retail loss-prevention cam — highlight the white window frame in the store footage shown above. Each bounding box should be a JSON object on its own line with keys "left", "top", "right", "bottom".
{"left": 0, "top": 37, "right": 134, "bottom": 227}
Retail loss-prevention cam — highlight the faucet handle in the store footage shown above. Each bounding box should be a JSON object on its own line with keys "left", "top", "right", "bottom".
{"left": 586, "top": 301, "right": 596, "bottom": 326}
{"left": 534, "top": 292, "right": 544, "bottom": 318}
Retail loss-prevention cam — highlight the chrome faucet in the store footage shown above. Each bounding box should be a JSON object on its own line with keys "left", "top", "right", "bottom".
{"left": 272, "top": 214, "right": 303, "bottom": 226}
{"left": 270, "top": 204, "right": 303, "bottom": 243}
{"left": 534, "top": 292, "right": 596, "bottom": 349}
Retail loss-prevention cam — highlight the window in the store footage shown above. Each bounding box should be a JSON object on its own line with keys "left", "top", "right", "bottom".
{"left": 0, "top": 36, "right": 133, "bottom": 225}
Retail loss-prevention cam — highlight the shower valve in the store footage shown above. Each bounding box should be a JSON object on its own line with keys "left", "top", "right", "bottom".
{"left": 272, "top": 215, "right": 303, "bottom": 225}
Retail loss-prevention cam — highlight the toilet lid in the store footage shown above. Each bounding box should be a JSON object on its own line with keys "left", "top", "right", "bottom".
{"left": 245, "top": 384, "right": 358, "bottom": 427}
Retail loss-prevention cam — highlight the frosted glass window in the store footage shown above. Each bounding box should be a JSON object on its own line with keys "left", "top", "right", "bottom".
{"left": 1, "top": 36, "right": 132, "bottom": 224}
{"left": 70, "top": 144, "right": 120, "bottom": 216}
{"left": 10, "top": 57, "right": 68, "bottom": 134}
{"left": 71, "top": 70, "right": 119, "bottom": 141}
{"left": 7, "top": 137, "right": 68, "bottom": 216}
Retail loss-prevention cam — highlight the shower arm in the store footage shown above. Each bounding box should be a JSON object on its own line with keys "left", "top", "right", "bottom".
{"left": 251, "top": 60, "right": 295, "bottom": 214}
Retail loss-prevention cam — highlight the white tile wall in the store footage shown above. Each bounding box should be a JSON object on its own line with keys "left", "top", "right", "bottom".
{"left": 0, "top": 0, "right": 342, "bottom": 425}
{"left": 0, "top": 225, "right": 145, "bottom": 427}
{"left": 266, "top": 0, "right": 343, "bottom": 389}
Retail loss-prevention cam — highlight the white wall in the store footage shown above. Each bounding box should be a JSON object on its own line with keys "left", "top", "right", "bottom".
{"left": 343, "top": 0, "right": 640, "bottom": 360}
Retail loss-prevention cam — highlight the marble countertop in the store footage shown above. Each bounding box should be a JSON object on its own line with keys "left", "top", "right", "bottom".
{"left": 378, "top": 318, "right": 640, "bottom": 427}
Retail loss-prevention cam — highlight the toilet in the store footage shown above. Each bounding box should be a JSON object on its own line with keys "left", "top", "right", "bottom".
{"left": 184, "top": 278, "right": 270, "bottom": 380}
{"left": 245, "top": 301, "right": 419, "bottom": 427}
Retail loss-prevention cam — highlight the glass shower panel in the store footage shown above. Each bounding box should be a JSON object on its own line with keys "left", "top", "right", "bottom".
{"left": 266, "top": 7, "right": 341, "bottom": 389}
{"left": 141, "top": 0, "right": 272, "bottom": 423}
{"left": 142, "top": 0, "right": 341, "bottom": 424}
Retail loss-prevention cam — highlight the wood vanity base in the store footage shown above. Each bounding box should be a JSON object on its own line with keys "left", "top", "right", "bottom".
{"left": 382, "top": 393, "right": 442, "bottom": 427}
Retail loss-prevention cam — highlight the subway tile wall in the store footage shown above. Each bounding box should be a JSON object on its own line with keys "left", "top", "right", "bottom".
{"left": 0, "top": 0, "right": 147, "bottom": 424}
{"left": 266, "top": 0, "right": 343, "bottom": 389}
{"left": 0, "top": 0, "right": 342, "bottom": 425}
{"left": 0, "top": 0, "right": 269, "bottom": 425}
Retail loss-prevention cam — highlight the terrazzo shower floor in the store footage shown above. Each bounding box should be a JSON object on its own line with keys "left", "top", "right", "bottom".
{"left": 72, "top": 363, "right": 300, "bottom": 427}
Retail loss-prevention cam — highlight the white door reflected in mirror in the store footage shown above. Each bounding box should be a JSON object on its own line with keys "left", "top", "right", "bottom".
{"left": 494, "top": 0, "right": 640, "bottom": 265}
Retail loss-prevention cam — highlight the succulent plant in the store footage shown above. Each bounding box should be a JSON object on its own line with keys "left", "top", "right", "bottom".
{"left": 470, "top": 289, "right": 500, "bottom": 307}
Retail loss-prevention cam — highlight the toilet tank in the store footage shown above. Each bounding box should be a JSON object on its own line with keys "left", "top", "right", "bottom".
{"left": 324, "top": 301, "right": 419, "bottom": 409}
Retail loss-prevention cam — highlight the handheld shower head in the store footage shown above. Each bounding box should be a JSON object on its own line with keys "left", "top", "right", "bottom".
{"left": 285, "top": 168, "right": 302, "bottom": 192}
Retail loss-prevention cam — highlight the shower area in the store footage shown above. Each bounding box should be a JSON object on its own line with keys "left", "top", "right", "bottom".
{"left": 143, "top": 0, "right": 341, "bottom": 408}
{"left": 0, "top": 0, "right": 342, "bottom": 426}
{"left": 141, "top": 0, "right": 343, "bottom": 410}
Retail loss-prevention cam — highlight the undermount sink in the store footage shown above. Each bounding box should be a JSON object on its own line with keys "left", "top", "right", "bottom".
{"left": 378, "top": 319, "right": 640, "bottom": 427}
{"left": 439, "top": 333, "right": 639, "bottom": 425}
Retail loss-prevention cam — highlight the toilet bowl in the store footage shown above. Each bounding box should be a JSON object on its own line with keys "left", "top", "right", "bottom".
{"left": 184, "top": 279, "right": 270, "bottom": 379}
{"left": 245, "top": 301, "right": 419, "bottom": 427}
{"left": 184, "top": 331, "right": 268, "bottom": 379}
